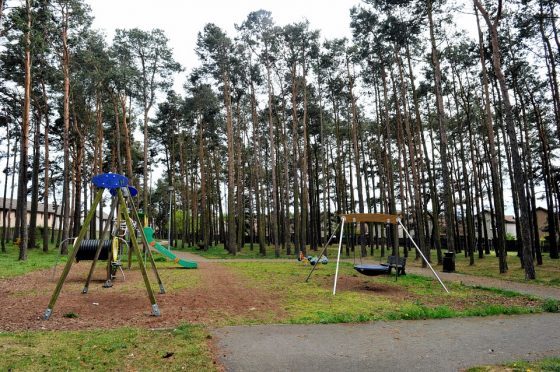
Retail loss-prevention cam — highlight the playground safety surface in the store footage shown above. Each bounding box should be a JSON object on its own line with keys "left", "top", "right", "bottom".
{"left": 0, "top": 260, "right": 282, "bottom": 331}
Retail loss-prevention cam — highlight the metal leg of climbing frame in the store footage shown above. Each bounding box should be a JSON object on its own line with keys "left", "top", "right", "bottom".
{"left": 44, "top": 189, "right": 104, "bottom": 320}
{"left": 126, "top": 196, "right": 166, "bottom": 294}
{"left": 117, "top": 188, "right": 160, "bottom": 316}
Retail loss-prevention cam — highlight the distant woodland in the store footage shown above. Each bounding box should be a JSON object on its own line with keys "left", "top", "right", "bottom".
{"left": 0, "top": 0, "right": 559, "bottom": 279}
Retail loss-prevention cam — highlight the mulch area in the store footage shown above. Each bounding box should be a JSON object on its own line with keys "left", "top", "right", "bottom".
{"left": 331, "top": 275, "right": 415, "bottom": 302}
{"left": 0, "top": 261, "right": 283, "bottom": 332}
{"left": 316, "top": 271, "right": 544, "bottom": 311}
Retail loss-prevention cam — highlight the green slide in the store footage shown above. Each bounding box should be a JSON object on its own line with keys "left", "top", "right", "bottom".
{"left": 143, "top": 227, "right": 198, "bottom": 269}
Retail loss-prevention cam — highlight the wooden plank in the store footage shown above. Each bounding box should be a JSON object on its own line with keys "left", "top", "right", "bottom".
{"left": 341, "top": 213, "right": 399, "bottom": 224}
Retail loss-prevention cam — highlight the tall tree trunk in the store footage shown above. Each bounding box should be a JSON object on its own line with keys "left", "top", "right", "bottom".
{"left": 475, "top": 4, "right": 507, "bottom": 271}
{"left": 223, "top": 70, "right": 237, "bottom": 254}
{"left": 290, "top": 62, "right": 302, "bottom": 255}
{"left": 1, "top": 119, "right": 10, "bottom": 252}
{"left": 474, "top": 0, "right": 535, "bottom": 279}
{"left": 538, "top": 1, "right": 560, "bottom": 137}
{"left": 264, "top": 53, "right": 279, "bottom": 257}
{"left": 71, "top": 106, "right": 84, "bottom": 238}
{"left": 396, "top": 47, "right": 427, "bottom": 262}
{"left": 17, "top": 0, "right": 32, "bottom": 261}
{"left": 531, "top": 93, "right": 559, "bottom": 259}
{"left": 379, "top": 64, "right": 398, "bottom": 254}
{"left": 249, "top": 76, "right": 267, "bottom": 255}
{"left": 516, "top": 87, "right": 543, "bottom": 264}
{"left": 420, "top": 101, "right": 442, "bottom": 263}
{"left": 348, "top": 55, "right": 367, "bottom": 257}
{"left": 28, "top": 114, "right": 41, "bottom": 249}
{"left": 428, "top": 0, "right": 455, "bottom": 255}
{"left": 60, "top": 3, "right": 70, "bottom": 255}
{"left": 198, "top": 116, "right": 209, "bottom": 250}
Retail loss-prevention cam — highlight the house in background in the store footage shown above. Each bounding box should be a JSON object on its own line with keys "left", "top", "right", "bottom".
{"left": 0, "top": 197, "right": 59, "bottom": 228}
{"left": 0, "top": 197, "right": 110, "bottom": 233}
{"left": 477, "top": 210, "right": 517, "bottom": 239}
{"left": 535, "top": 207, "right": 550, "bottom": 240}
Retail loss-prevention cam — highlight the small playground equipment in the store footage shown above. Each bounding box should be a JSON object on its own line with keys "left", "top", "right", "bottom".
{"left": 143, "top": 227, "right": 197, "bottom": 269}
{"left": 298, "top": 251, "right": 328, "bottom": 266}
{"left": 44, "top": 173, "right": 166, "bottom": 320}
{"left": 306, "top": 213, "right": 449, "bottom": 294}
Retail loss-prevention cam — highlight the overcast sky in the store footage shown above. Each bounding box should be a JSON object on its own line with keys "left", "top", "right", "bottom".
{"left": 86, "top": 0, "right": 359, "bottom": 78}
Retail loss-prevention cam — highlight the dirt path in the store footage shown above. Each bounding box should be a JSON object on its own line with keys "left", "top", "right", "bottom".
{"left": 212, "top": 313, "right": 560, "bottom": 371}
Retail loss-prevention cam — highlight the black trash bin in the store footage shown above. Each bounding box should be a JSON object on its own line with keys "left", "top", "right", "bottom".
{"left": 442, "top": 252, "right": 455, "bottom": 273}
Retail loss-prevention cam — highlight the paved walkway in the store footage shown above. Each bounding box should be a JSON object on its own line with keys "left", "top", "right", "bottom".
{"left": 212, "top": 313, "right": 560, "bottom": 372}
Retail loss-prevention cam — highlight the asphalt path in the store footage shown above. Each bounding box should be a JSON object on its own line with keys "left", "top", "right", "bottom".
{"left": 212, "top": 313, "right": 560, "bottom": 372}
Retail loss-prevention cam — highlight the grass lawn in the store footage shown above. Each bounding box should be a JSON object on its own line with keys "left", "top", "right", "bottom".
{"left": 0, "top": 324, "right": 216, "bottom": 371}
{"left": 176, "top": 241, "right": 294, "bottom": 259}
{"left": 224, "top": 261, "right": 556, "bottom": 324}
{"left": 440, "top": 251, "right": 560, "bottom": 287}
{"left": 0, "top": 241, "right": 65, "bottom": 279}
{"left": 467, "top": 357, "right": 560, "bottom": 371}
{"left": 176, "top": 240, "right": 560, "bottom": 287}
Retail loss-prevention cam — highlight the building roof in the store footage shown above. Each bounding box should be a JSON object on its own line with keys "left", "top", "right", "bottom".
{"left": 479, "top": 210, "right": 516, "bottom": 224}
{"left": 0, "top": 197, "right": 58, "bottom": 214}
{"left": 504, "top": 215, "right": 516, "bottom": 223}
{"left": 0, "top": 197, "right": 110, "bottom": 219}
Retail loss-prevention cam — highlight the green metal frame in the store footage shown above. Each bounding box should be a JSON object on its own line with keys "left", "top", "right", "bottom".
{"left": 44, "top": 185, "right": 163, "bottom": 320}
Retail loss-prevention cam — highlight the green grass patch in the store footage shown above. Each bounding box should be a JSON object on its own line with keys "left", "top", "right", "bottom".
{"left": 222, "top": 261, "right": 545, "bottom": 325}
{"left": 468, "top": 285, "right": 529, "bottom": 298}
{"left": 180, "top": 241, "right": 559, "bottom": 289}
{"left": 0, "top": 242, "right": 65, "bottom": 279}
{"left": 410, "top": 250, "right": 560, "bottom": 288}
{"left": 177, "top": 242, "right": 295, "bottom": 259}
{"left": 0, "top": 324, "right": 217, "bottom": 371}
{"left": 467, "top": 357, "right": 560, "bottom": 371}
{"left": 542, "top": 298, "right": 560, "bottom": 313}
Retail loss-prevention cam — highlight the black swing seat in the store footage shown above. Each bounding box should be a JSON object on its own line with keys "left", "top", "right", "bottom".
{"left": 353, "top": 256, "right": 407, "bottom": 277}
{"left": 353, "top": 264, "right": 391, "bottom": 276}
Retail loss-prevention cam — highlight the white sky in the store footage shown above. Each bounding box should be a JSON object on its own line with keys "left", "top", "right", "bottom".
{"left": 86, "top": 0, "right": 359, "bottom": 79}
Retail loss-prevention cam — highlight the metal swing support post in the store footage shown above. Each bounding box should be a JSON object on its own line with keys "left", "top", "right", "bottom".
{"left": 305, "top": 220, "right": 342, "bottom": 283}
{"left": 397, "top": 217, "right": 449, "bottom": 293}
{"left": 332, "top": 217, "right": 346, "bottom": 295}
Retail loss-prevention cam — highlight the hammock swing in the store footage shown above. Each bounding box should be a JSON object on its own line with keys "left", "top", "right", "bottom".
{"left": 306, "top": 213, "right": 449, "bottom": 294}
